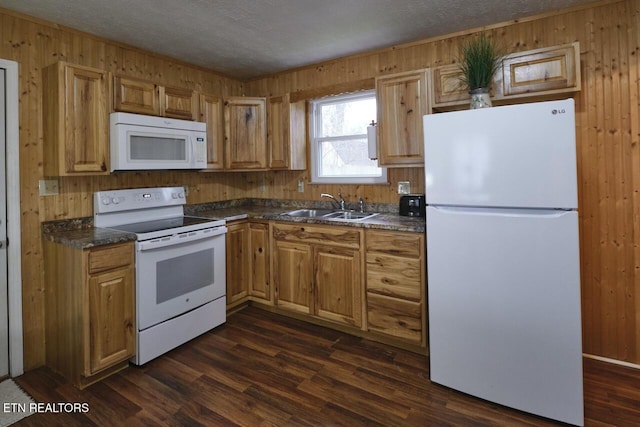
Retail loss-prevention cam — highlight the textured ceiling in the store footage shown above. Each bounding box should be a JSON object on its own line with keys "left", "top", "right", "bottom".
{"left": 0, "top": 0, "right": 596, "bottom": 79}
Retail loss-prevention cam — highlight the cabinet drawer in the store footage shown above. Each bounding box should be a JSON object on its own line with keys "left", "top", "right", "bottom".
{"left": 367, "top": 293, "right": 422, "bottom": 343}
{"left": 365, "top": 230, "right": 423, "bottom": 257}
{"left": 273, "top": 223, "right": 361, "bottom": 249}
{"left": 366, "top": 253, "right": 421, "bottom": 301}
{"left": 88, "top": 243, "right": 134, "bottom": 274}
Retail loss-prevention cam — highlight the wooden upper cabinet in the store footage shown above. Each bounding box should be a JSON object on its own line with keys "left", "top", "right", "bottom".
{"left": 431, "top": 42, "right": 581, "bottom": 109}
{"left": 501, "top": 42, "right": 580, "bottom": 96}
{"left": 432, "top": 65, "right": 468, "bottom": 106}
{"left": 199, "top": 93, "right": 225, "bottom": 170}
{"left": 160, "top": 86, "right": 198, "bottom": 120}
{"left": 376, "top": 69, "right": 429, "bottom": 167}
{"left": 114, "top": 76, "right": 197, "bottom": 120}
{"left": 224, "top": 97, "right": 267, "bottom": 170}
{"left": 267, "top": 94, "right": 307, "bottom": 170}
{"left": 114, "top": 76, "right": 159, "bottom": 115}
{"left": 43, "top": 61, "right": 111, "bottom": 176}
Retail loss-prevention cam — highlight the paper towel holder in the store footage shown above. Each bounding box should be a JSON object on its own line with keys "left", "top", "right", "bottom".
{"left": 367, "top": 120, "right": 378, "bottom": 160}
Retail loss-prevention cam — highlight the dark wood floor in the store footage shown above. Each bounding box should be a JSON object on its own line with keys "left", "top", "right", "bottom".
{"left": 14, "top": 307, "right": 640, "bottom": 426}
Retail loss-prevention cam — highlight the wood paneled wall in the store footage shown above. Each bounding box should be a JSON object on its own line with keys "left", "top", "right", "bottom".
{"left": 2, "top": 0, "right": 639, "bottom": 370}
{"left": 0, "top": 9, "right": 249, "bottom": 370}
{"left": 246, "top": 0, "right": 640, "bottom": 365}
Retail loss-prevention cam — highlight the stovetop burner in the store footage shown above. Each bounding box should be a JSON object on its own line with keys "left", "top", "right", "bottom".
{"left": 108, "top": 216, "right": 216, "bottom": 235}
{"left": 94, "top": 187, "right": 225, "bottom": 241}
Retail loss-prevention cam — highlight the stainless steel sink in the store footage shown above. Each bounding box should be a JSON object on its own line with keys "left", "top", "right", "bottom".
{"left": 284, "top": 209, "right": 335, "bottom": 217}
{"left": 323, "top": 211, "right": 379, "bottom": 221}
{"left": 284, "top": 209, "right": 379, "bottom": 221}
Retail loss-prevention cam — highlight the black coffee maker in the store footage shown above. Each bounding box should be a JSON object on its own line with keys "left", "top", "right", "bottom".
{"left": 399, "top": 194, "right": 425, "bottom": 217}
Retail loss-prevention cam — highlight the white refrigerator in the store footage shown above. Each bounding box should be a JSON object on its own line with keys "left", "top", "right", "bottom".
{"left": 423, "top": 99, "right": 584, "bottom": 426}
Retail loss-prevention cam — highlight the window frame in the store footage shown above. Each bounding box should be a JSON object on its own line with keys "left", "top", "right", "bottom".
{"left": 310, "top": 90, "right": 387, "bottom": 185}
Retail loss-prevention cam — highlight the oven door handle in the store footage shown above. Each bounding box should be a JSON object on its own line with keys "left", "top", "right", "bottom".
{"left": 137, "top": 226, "right": 227, "bottom": 251}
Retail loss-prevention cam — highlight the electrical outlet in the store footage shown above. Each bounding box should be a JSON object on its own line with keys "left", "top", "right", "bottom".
{"left": 398, "top": 181, "right": 411, "bottom": 195}
{"left": 38, "top": 179, "right": 59, "bottom": 196}
{"left": 297, "top": 180, "right": 304, "bottom": 193}
{"left": 259, "top": 180, "right": 266, "bottom": 193}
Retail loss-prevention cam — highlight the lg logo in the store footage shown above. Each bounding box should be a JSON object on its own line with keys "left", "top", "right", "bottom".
{"left": 552, "top": 109, "right": 567, "bottom": 115}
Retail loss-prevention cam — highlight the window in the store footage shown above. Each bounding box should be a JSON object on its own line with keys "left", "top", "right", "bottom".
{"left": 310, "top": 91, "right": 386, "bottom": 184}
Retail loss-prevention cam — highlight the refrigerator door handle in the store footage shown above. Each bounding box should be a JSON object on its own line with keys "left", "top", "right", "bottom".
{"left": 428, "top": 205, "right": 574, "bottom": 218}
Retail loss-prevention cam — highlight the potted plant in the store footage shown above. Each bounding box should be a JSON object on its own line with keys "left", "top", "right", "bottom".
{"left": 459, "top": 34, "right": 502, "bottom": 109}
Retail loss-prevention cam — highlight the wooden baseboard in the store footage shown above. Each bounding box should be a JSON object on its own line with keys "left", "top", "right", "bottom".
{"left": 583, "top": 353, "right": 640, "bottom": 370}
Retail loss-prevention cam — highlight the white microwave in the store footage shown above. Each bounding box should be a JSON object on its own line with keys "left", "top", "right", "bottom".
{"left": 110, "top": 112, "right": 207, "bottom": 171}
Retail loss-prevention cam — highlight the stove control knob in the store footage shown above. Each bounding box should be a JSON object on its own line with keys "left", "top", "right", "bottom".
{"left": 178, "top": 192, "right": 184, "bottom": 199}
{"left": 112, "top": 197, "right": 120, "bottom": 205}
{"left": 102, "top": 197, "right": 110, "bottom": 205}
{"left": 171, "top": 193, "right": 178, "bottom": 199}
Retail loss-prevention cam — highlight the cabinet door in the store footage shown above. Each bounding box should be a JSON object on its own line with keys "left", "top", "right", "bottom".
{"left": 501, "top": 43, "right": 580, "bottom": 96}
{"left": 273, "top": 240, "right": 312, "bottom": 314}
{"left": 249, "top": 222, "right": 271, "bottom": 303}
{"left": 224, "top": 97, "right": 267, "bottom": 169}
{"left": 432, "top": 64, "right": 468, "bottom": 106}
{"left": 161, "top": 86, "right": 198, "bottom": 120}
{"left": 114, "top": 76, "right": 159, "bottom": 115}
{"left": 267, "top": 94, "right": 306, "bottom": 170}
{"left": 43, "top": 62, "right": 111, "bottom": 175}
{"left": 226, "top": 222, "right": 250, "bottom": 307}
{"left": 88, "top": 265, "right": 135, "bottom": 374}
{"left": 376, "top": 70, "right": 429, "bottom": 167}
{"left": 314, "top": 246, "right": 362, "bottom": 328}
{"left": 199, "top": 94, "right": 225, "bottom": 170}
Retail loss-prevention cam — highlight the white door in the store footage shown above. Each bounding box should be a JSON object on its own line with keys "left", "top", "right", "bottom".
{"left": 0, "top": 68, "right": 8, "bottom": 378}
{"left": 426, "top": 205, "right": 583, "bottom": 425}
{"left": 424, "top": 99, "right": 577, "bottom": 209}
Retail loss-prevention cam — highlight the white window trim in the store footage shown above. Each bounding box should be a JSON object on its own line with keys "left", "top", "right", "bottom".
{"left": 310, "top": 90, "right": 387, "bottom": 185}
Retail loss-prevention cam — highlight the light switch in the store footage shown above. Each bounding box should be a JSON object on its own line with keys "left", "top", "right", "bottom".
{"left": 398, "top": 181, "right": 410, "bottom": 195}
{"left": 39, "top": 179, "right": 59, "bottom": 196}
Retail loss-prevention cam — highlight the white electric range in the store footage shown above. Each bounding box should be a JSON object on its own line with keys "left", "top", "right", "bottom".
{"left": 94, "top": 186, "right": 227, "bottom": 365}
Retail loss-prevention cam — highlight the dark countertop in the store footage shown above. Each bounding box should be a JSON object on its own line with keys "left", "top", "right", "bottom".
{"left": 189, "top": 206, "right": 425, "bottom": 233}
{"left": 43, "top": 226, "right": 137, "bottom": 249}
{"left": 42, "top": 198, "right": 425, "bottom": 248}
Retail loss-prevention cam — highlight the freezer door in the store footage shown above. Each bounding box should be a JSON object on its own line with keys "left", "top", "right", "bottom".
{"left": 426, "top": 206, "right": 583, "bottom": 426}
{"left": 424, "top": 99, "right": 577, "bottom": 209}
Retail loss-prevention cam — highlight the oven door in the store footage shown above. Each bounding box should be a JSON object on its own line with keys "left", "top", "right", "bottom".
{"left": 135, "top": 227, "right": 226, "bottom": 331}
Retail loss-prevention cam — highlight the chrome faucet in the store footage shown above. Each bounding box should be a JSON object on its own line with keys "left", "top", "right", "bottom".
{"left": 358, "top": 197, "right": 365, "bottom": 213}
{"left": 321, "top": 192, "right": 345, "bottom": 210}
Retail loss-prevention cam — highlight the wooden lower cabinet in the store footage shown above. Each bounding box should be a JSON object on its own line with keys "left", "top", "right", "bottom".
{"left": 44, "top": 240, "right": 135, "bottom": 388}
{"left": 226, "top": 220, "right": 272, "bottom": 310}
{"left": 226, "top": 221, "right": 250, "bottom": 308}
{"left": 272, "top": 223, "right": 364, "bottom": 328}
{"left": 248, "top": 221, "right": 271, "bottom": 304}
{"left": 273, "top": 240, "right": 312, "bottom": 314}
{"left": 314, "top": 245, "right": 362, "bottom": 327}
{"left": 365, "top": 229, "right": 426, "bottom": 347}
